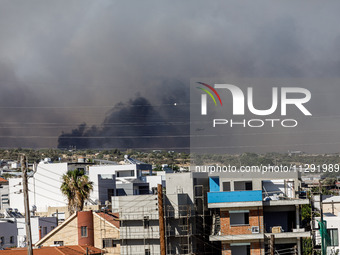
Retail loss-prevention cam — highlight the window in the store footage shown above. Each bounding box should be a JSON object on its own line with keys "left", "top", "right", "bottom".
{"left": 234, "top": 181, "right": 252, "bottom": 191}
{"left": 231, "top": 245, "right": 250, "bottom": 255}
{"left": 54, "top": 241, "right": 64, "bottom": 246}
{"left": 143, "top": 216, "right": 150, "bottom": 229}
{"left": 245, "top": 182, "right": 252, "bottom": 190}
{"left": 0, "top": 236, "right": 4, "bottom": 245}
{"left": 327, "top": 229, "right": 339, "bottom": 246}
{"left": 10, "top": 236, "right": 14, "bottom": 244}
{"left": 194, "top": 186, "right": 203, "bottom": 197}
{"left": 230, "top": 211, "right": 249, "bottom": 226}
{"left": 116, "top": 170, "right": 134, "bottom": 177}
{"left": 43, "top": 227, "right": 47, "bottom": 235}
{"left": 81, "top": 226, "right": 88, "bottom": 237}
{"left": 223, "top": 182, "right": 231, "bottom": 191}
{"left": 107, "top": 189, "right": 115, "bottom": 200}
{"left": 152, "top": 187, "right": 157, "bottom": 195}
{"left": 145, "top": 249, "right": 151, "bottom": 255}
{"left": 102, "top": 238, "right": 118, "bottom": 248}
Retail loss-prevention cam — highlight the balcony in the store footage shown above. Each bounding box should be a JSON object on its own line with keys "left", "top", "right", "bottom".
{"left": 264, "top": 230, "right": 310, "bottom": 240}
{"left": 262, "top": 189, "right": 310, "bottom": 206}
{"left": 209, "top": 230, "right": 310, "bottom": 242}
{"left": 210, "top": 233, "right": 264, "bottom": 242}
{"left": 208, "top": 190, "right": 262, "bottom": 208}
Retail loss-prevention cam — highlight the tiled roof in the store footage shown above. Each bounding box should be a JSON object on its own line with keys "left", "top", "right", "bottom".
{"left": 96, "top": 212, "right": 120, "bottom": 229}
{"left": 35, "top": 211, "right": 120, "bottom": 247}
{"left": 0, "top": 245, "right": 102, "bottom": 255}
{"left": 0, "top": 177, "right": 8, "bottom": 183}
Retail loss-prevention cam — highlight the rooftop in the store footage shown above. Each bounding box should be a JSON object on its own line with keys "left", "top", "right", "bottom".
{"left": 0, "top": 245, "right": 102, "bottom": 255}
{"left": 0, "top": 177, "right": 8, "bottom": 183}
{"left": 95, "top": 211, "right": 120, "bottom": 229}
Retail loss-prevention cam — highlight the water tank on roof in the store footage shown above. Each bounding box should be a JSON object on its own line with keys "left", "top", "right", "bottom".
{"left": 78, "top": 157, "right": 85, "bottom": 163}
{"left": 43, "top": 158, "right": 51, "bottom": 163}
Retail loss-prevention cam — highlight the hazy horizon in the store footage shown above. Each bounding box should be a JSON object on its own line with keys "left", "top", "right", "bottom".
{"left": 1, "top": 1, "right": 340, "bottom": 153}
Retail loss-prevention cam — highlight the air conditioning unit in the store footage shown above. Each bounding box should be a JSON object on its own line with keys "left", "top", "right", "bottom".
{"left": 251, "top": 226, "right": 260, "bottom": 234}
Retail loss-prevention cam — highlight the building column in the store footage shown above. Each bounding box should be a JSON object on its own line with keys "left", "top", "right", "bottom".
{"left": 297, "top": 237, "right": 301, "bottom": 255}
{"left": 295, "top": 205, "right": 300, "bottom": 229}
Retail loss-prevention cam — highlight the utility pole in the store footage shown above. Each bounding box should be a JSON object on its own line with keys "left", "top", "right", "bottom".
{"left": 157, "top": 184, "right": 166, "bottom": 255}
{"left": 270, "top": 234, "right": 275, "bottom": 255}
{"left": 56, "top": 209, "right": 59, "bottom": 225}
{"left": 319, "top": 180, "right": 325, "bottom": 255}
{"left": 22, "top": 154, "right": 33, "bottom": 255}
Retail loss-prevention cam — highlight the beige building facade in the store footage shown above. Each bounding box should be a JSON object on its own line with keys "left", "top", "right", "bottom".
{"left": 35, "top": 211, "right": 120, "bottom": 255}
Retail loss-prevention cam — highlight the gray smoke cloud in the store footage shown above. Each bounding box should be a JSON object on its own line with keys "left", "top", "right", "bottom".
{"left": 1, "top": 1, "right": 340, "bottom": 152}
{"left": 58, "top": 80, "right": 189, "bottom": 150}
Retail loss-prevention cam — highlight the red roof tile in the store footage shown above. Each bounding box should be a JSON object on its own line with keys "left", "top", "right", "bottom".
{"left": 96, "top": 212, "right": 120, "bottom": 229}
{"left": 0, "top": 177, "right": 8, "bottom": 183}
{"left": 0, "top": 245, "right": 102, "bottom": 255}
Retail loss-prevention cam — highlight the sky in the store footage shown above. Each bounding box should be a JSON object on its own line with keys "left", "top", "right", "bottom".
{"left": 1, "top": 1, "right": 340, "bottom": 153}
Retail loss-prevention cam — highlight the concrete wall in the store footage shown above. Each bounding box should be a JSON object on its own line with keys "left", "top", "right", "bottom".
{"left": 38, "top": 212, "right": 120, "bottom": 255}
{"left": 10, "top": 161, "right": 130, "bottom": 213}
{"left": 93, "top": 213, "right": 120, "bottom": 255}
{"left": 97, "top": 174, "right": 116, "bottom": 205}
{"left": 35, "top": 205, "right": 101, "bottom": 220}
{"left": 16, "top": 217, "right": 57, "bottom": 247}
{"left": 321, "top": 196, "right": 340, "bottom": 216}
{"left": 165, "top": 172, "right": 213, "bottom": 254}
{"left": 0, "top": 182, "right": 9, "bottom": 211}
{"left": 116, "top": 183, "right": 134, "bottom": 196}
{"left": 121, "top": 239, "right": 160, "bottom": 255}
{"left": 115, "top": 195, "right": 159, "bottom": 220}
{"left": 41, "top": 215, "right": 78, "bottom": 246}
{"left": 89, "top": 164, "right": 139, "bottom": 181}
{"left": 0, "top": 221, "right": 17, "bottom": 248}
{"left": 117, "top": 195, "right": 160, "bottom": 255}
{"left": 9, "top": 162, "right": 69, "bottom": 213}
{"left": 144, "top": 175, "right": 165, "bottom": 194}
{"left": 165, "top": 172, "right": 208, "bottom": 208}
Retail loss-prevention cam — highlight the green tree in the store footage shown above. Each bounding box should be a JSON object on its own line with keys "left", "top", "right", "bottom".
{"left": 302, "top": 237, "right": 313, "bottom": 255}
{"left": 61, "top": 169, "right": 93, "bottom": 214}
{"left": 301, "top": 204, "right": 311, "bottom": 222}
{"left": 301, "top": 204, "right": 312, "bottom": 230}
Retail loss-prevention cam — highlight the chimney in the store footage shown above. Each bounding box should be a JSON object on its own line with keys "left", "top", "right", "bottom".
{"left": 77, "top": 211, "right": 94, "bottom": 246}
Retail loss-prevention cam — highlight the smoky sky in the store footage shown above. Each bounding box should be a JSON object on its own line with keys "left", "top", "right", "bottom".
{"left": 1, "top": 1, "right": 340, "bottom": 152}
{"left": 58, "top": 80, "right": 190, "bottom": 150}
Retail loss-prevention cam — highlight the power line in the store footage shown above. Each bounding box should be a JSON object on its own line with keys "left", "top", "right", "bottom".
{"left": 0, "top": 103, "right": 189, "bottom": 109}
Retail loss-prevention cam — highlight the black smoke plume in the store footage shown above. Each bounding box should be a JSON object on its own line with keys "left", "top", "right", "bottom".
{"left": 58, "top": 83, "right": 189, "bottom": 150}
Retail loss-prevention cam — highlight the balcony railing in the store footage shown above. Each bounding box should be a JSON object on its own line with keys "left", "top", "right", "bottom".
{"left": 207, "top": 190, "right": 262, "bottom": 204}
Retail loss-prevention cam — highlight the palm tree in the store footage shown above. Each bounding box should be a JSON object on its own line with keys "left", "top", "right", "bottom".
{"left": 61, "top": 169, "right": 93, "bottom": 214}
